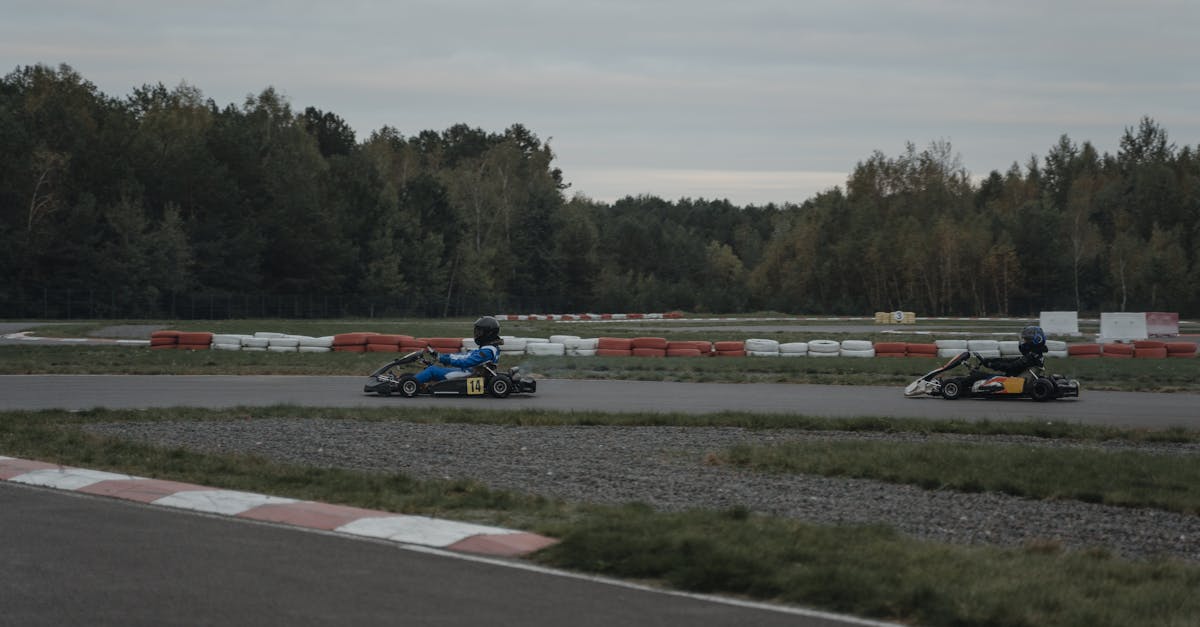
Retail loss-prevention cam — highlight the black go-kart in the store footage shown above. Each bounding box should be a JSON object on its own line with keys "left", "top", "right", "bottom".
{"left": 904, "top": 350, "right": 1079, "bottom": 402}
{"left": 363, "top": 349, "right": 536, "bottom": 398}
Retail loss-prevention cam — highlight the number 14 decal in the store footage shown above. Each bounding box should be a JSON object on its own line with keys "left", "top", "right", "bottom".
{"left": 466, "top": 377, "right": 485, "bottom": 395}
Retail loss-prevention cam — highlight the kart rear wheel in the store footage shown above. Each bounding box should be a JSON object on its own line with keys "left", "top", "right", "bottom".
{"left": 1029, "top": 376, "right": 1056, "bottom": 402}
{"left": 398, "top": 374, "right": 420, "bottom": 398}
{"left": 488, "top": 374, "right": 512, "bottom": 398}
{"left": 940, "top": 378, "right": 965, "bottom": 400}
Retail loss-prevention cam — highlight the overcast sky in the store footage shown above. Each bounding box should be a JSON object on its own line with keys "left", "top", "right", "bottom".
{"left": 4, "top": 1, "right": 1198, "bottom": 206}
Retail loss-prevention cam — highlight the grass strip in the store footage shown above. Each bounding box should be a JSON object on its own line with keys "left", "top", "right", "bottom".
{"left": 717, "top": 440, "right": 1200, "bottom": 514}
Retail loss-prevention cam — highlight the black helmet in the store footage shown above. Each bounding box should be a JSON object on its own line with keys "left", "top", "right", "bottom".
{"left": 1020, "top": 325, "right": 1046, "bottom": 347}
{"left": 473, "top": 316, "right": 502, "bottom": 346}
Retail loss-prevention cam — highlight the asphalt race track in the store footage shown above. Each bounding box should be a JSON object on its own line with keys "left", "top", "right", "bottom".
{"left": 1, "top": 374, "right": 1197, "bottom": 429}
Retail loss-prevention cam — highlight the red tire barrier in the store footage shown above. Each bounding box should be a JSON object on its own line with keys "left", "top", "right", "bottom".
{"left": 876, "top": 352, "right": 907, "bottom": 357}
{"left": 1067, "top": 343, "right": 1101, "bottom": 356}
{"left": 333, "top": 333, "right": 375, "bottom": 346}
{"left": 1165, "top": 342, "right": 1198, "bottom": 356}
{"left": 150, "top": 344, "right": 176, "bottom": 350}
{"left": 149, "top": 337, "right": 178, "bottom": 347}
{"left": 1133, "top": 340, "right": 1166, "bottom": 350}
{"left": 632, "top": 347, "right": 666, "bottom": 357}
{"left": 1134, "top": 347, "right": 1168, "bottom": 359}
{"left": 366, "top": 334, "right": 410, "bottom": 345}
{"left": 366, "top": 344, "right": 400, "bottom": 352}
{"left": 873, "top": 342, "right": 906, "bottom": 354}
{"left": 630, "top": 337, "right": 668, "bottom": 350}
{"left": 177, "top": 343, "right": 210, "bottom": 351}
{"left": 332, "top": 345, "right": 367, "bottom": 353}
{"left": 905, "top": 343, "right": 937, "bottom": 356}
{"left": 596, "top": 348, "right": 632, "bottom": 357}
{"left": 666, "top": 348, "right": 703, "bottom": 357}
{"left": 597, "top": 337, "right": 633, "bottom": 350}
{"left": 713, "top": 341, "right": 745, "bottom": 352}
{"left": 150, "top": 330, "right": 181, "bottom": 339}
{"left": 1102, "top": 342, "right": 1134, "bottom": 356}
{"left": 715, "top": 350, "right": 745, "bottom": 357}
{"left": 175, "top": 332, "right": 213, "bottom": 345}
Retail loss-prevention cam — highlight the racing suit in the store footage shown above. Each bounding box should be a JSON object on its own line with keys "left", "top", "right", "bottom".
{"left": 980, "top": 341, "right": 1047, "bottom": 376}
{"left": 414, "top": 344, "right": 500, "bottom": 384}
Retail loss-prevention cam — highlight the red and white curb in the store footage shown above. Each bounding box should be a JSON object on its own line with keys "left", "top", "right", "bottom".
{"left": 0, "top": 456, "right": 557, "bottom": 557}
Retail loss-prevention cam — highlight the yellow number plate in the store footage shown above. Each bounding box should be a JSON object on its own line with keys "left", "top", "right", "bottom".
{"left": 466, "top": 377, "right": 485, "bottom": 395}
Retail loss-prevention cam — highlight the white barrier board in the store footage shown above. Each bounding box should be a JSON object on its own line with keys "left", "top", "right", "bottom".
{"left": 1039, "top": 311, "right": 1079, "bottom": 336}
{"left": 1099, "top": 312, "right": 1148, "bottom": 342}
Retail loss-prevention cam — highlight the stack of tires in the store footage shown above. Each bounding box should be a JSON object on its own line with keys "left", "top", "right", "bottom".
{"left": 332, "top": 333, "right": 375, "bottom": 352}
{"left": 596, "top": 337, "right": 632, "bottom": 356}
{"left": 563, "top": 337, "right": 598, "bottom": 356}
{"left": 744, "top": 338, "right": 780, "bottom": 357}
{"left": 905, "top": 343, "right": 937, "bottom": 358}
{"left": 779, "top": 342, "right": 808, "bottom": 357}
{"left": 1101, "top": 342, "right": 1134, "bottom": 359}
{"left": 150, "top": 330, "right": 180, "bottom": 350}
{"left": 630, "top": 337, "right": 668, "bottom": 357}
{"left": 1067, "top": 343, "right": 1102, "bottom": 359}
{"left": 966, "top": 339, "right": 1000, "bottom": 358}
{"left": 176, "top": 332, "right": 213, "bottom": 351}
{"left": 935, "top": 339, "right": 968, "bottom": 358}
{"left": 807, "top": 339, "right": 840, "bottom": 357}
{"left": 423, "top": 337, "right": 464, "bottom": 354}
{"left": 872, "top": 342, "right": 906, "bottom": 358}
{"left": 839, "top": 340, "right": 874, "bottom": 358}
{"left": 1166, "top": 342, "right": 1198, "bottom": 358}
{"left": 1045, "top": 340, "right": 1068, "bottom": 358}
{"left": 1132, "top": 340, "right": 1168, "bottom": 359}
{"left": 666, "top": 340, "right": 710, "bottom": 357}
{"left": 365, "top": 334, "right": 409, "bottom": 353}
{"left": 212, "top": 334, "right": 247, "bottom": 351}
{"left": 501, "top": 336, "right": 529, "bottom": 357}
{"left": 265, "top": 334, "right": 300, "bottom": 353}
{"left": 713, "top": 341, "right": 745, "bottom": 357}
{"left": 527, "top": 339, "right": 566, "bottom": 356}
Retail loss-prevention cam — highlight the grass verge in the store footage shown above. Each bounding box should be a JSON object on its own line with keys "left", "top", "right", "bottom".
{"left": 717, "top": 439, "right": 1200, "bottom": 514}
{"left": 3, "top": 406, "right": 1200, "bottom": 626}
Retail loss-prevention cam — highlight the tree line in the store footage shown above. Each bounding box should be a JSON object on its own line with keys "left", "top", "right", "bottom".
{"left": 2, "top": 63, "right": 1198, "bottom": 318}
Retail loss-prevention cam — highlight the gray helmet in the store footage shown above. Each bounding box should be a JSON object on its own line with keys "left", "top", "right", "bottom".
{"left": 473, "top": 316, "right": 502, "bottom": 346}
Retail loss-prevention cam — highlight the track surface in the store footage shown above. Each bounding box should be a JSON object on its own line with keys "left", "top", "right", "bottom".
{"left": 2, "top": 374, "right": 1197, "bottom": 428}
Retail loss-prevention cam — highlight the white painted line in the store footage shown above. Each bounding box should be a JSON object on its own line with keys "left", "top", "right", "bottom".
{"left": 10, "top": 468, "right": 139, "bottom": 490}
{"left": 337, "top": 515, "right": 516, "bottom": 547}
{"left": 152, "top": 489, "right": 299, "bottom": 516}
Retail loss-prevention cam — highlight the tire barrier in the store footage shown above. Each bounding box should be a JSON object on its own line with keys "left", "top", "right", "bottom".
{"left": 807, "top": 339, "right": 840, "bottom": 358}
{"left": 905, "top": 343, "right": 937, "bottom": 358}
{"left": 138, "top": 329, "right": 1195, "bottom": 363}
{"left": 1166, "top": 342, "right": 1198, "bottom": 358}
{"left": 871, "top": 342, "right": 905, "bottom": 358}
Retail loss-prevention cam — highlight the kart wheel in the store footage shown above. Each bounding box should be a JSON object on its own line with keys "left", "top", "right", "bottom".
{"left": 397, "top": 375, "right": 420, "bottom": 398}
{"left": 1030, "top": 376, "right": 1056, "bottom": 402}
{"left": 488, "top": 374, "right": 512, "bottom": 398}
{"left": 940, "top": 378, "right": 965, "bottom": 400}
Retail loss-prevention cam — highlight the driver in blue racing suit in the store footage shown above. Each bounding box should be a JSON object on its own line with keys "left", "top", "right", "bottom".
{"left": 414, "top": 316, "right": 504, "bottom": 386}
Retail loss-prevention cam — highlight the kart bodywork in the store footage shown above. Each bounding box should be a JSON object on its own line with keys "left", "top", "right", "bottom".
{"left": 904, "top": 351, "right": 1079, "bottom": 401}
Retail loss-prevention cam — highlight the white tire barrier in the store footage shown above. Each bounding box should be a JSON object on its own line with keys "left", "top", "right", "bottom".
{"left": 779, "top": 342, "right": 809, "bottom": 356}
{"left": 254, "top": 331, "right": 286, "bottom": 339}
{"left": 935, "top": 339, "right": 968, "bottom": 350}
{"left": 213, "top": 342, "right": 241, "bottom": 351}
{"left": 549, "top": 335, "right": 580, "bottom": 345}
{"left": 938, "top": 348, "right": 965, "bottom": 358}
{"left": 242, "top": 337, "right": 269, "bottom": 349}
{"left": 269, "top": 337, "right": 300, "bottom": 348}
{"left": 267, "top": 345, "right": 296, "bottom": 353}
{"left": 526, "top": 342, "right": 565, "bottom": 356}
{"left": 807, "top": 339, "right": 840, "bottom": 355}
{"left": 744, "top": 338, "right": 780, "bottom": 353}
{"left": 999, "top": 341, "right": 1020, "bottom": 356}
{"left": 563, "top": 337, "right": 598, "bottom": 350}
{"left": 298, "top": 346, "right": 331, "bottom": 353}
{"left": 840, "top": 340, "right": 873, "bottom": 351}
{"left": 299, "top": 336, "right": 334, "bottom": 348}
{"left": 840, "top": 348, "right": 876, "bottom": 358}
{"left": 747, "top": 350, "right": 780, "bottom": 357}
{"left": 967, "top": 339, "right": 999, "bottom": 352}
{"left": 567, "top": 348, "right": 597, "bottom": 357}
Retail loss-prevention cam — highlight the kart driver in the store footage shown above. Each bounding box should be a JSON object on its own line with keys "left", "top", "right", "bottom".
{"left": 979, "top": 325, "right": 1048, "bottom": 376}
{"left": 413, "top": 316, "right": 504, "bottom": 387}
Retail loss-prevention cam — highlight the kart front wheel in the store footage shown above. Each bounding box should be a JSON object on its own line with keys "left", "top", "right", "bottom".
{"left": 940, "top": 378, "right": 964, "bottom": 400}
{"left": 398, "top": 374, "right": 420, "bottom": 398}
{"left": 1029, "top": 377, "right": 1056, "bottom": 402}
{"left": 488, "top": 374, "right": 512, "bottom": 398}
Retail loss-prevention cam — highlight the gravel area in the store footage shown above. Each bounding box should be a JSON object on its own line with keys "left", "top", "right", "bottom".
{"left": 84, "top": 420, "right": 1200, "bottom": 562}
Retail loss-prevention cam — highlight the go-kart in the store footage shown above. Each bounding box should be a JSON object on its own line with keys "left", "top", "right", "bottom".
{"left": 363, "top": 348, "right": 536, "bottom": 398}
{"left": 903, "top": 350, "right": 1079, "bottom": 402}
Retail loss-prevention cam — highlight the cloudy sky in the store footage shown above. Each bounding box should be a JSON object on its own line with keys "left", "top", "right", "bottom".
{"left": 4, "top": 1, "right": 1198, "bottom": 205}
